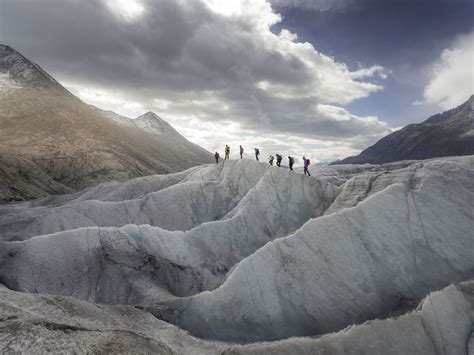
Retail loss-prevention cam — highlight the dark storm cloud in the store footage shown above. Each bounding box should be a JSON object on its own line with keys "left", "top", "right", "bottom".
{"left": 271, "top": 0, "right": 358, "bottom": 12}
{"left": 0, "top": 0, "right": 390, "bottom": 144}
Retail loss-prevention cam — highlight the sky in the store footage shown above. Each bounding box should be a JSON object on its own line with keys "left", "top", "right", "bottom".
{"left": 1, "top": 0, "right": 473, "bottom": 162}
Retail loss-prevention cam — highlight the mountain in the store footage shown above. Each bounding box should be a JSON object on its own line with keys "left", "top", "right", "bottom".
{"left": 0, "top": 156, "right": 473, "bottom": 351}
{"left": 335, "top": 95, "right": 474, "bottom": 165}
{"left": 0, "top": 44, "right": 213, "bottom": 202}
{"left": 0, "top": 45, "right": 61, "bottom": 90}
{"left": 90, "top": 106, "right": 211, "bottom": 163}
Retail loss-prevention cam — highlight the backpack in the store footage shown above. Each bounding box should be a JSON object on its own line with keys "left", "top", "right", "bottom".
{"left": 306, "top": 159, "right": 310, "bottom": 166}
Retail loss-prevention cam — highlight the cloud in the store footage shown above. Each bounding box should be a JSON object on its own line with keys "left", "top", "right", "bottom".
{"left": 2, "top": 0, "right": 390, "bottom": 160}
{"left": 103, "top": 0, "right": 145, "bottom": 22}
{"left": 423, "top": 31, "right": 474, "bottom": 110}
{"left": 269, "top": 0, "right": 357, "bottom": 12}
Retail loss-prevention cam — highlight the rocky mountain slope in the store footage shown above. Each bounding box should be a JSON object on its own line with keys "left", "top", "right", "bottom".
{"left": 335, "top": 95, "right": 474, "bottom": 164}
{"left": 0, "top": 156, "right": 473, "bottom": 353}
{"left": 92, "top": 106, "right": 213, "bottom": 168}
{"left": 0, "top": 44, "right": 213, "bottom": 202}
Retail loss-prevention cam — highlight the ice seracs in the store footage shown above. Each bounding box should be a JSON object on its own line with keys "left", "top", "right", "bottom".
{"left": 150, "top": 156, "right": 474, "bottom": 342}
{"left": 0, "top": 155, "right": 473, "bottom": 352}
{"left": 0, "top": 268, "right": 472, "bottom": 353}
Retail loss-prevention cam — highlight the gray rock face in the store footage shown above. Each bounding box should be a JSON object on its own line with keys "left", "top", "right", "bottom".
{"left": 0, "top": 149, "right": 72, "bottom": 203}
{"left": 0, "top": 155, "right": 473, "bottom": 353}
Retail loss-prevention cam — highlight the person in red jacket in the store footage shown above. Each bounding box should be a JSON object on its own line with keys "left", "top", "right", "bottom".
{"left": 303, "top": 156, "right": 311, "bottom": 176}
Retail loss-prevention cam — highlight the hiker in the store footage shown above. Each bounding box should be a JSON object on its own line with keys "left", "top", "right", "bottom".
{"left": 214, "top": 151, "right": 220, "bottom": 163}
{"left": 303, "top": 156, "right": 311, "bottom": 176}
{"left": 276, "top": 154, "right": 282, "bottom": 167}
{"left": 288, "top": 156, "right": 294, "bottom": 171}
{"left": 269, "top": 155, "right": 274, "bottom": 166}
{"left": 255, "top": 148, "right": 260, "bottom": 161}
{"left": 240, "top": 145, "right": 244, "bottom": 159}
{"left": 225, "top": 145, "right": 230, "bottom": 160}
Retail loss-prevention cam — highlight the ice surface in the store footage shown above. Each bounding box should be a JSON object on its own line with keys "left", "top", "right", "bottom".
{"left": 0, "top": 281, "right": 472, "bottom": 354}
{"left": 149, "top": 156, "right": 474, "bottom": 341}
{"left": 1, "top": 155, "right": 473, "bottom": 352}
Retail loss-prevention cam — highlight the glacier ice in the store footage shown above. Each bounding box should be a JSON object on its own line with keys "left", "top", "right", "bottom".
{"left": 0, "top": 156, "right": 473, "bottom": 352}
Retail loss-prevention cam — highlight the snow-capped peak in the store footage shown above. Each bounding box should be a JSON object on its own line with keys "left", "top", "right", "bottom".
{"left": 0, "top": 44, "right": 60, "bottom": 89}
{"left": 134, "top": 111, "right": 176, "bottom": 135}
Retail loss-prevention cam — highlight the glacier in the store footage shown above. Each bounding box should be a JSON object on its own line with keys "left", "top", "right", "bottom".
{"left": 0, "top": 155, "right": 473, "bottom": 353}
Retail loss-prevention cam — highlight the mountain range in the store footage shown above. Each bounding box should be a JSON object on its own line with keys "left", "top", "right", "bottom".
{"left": 0, "top": 44, "right": 213, "bottom": 202}
{"left": 335, "top": 95, "right": 473, "bottom": 164}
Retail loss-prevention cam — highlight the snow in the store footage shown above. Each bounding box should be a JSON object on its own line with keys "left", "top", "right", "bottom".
{"left": 90, "top": 105, "right": 137, "bottom": 128}
{"left": 0, "top": 72, "right": 20, "bottom": 93}
{"left": 134, "top": 111, "right": 177, "bottom": 135}
{"left": 0, "top": 44, "right": 59, "bottom": 89}
{"left": 91, "top": 106, "right": 178, "bottom": 135}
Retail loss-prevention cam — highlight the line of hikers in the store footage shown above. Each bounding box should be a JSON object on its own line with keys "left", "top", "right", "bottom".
{"left": 216, "top": 145, "right": 311, "bottom": 176}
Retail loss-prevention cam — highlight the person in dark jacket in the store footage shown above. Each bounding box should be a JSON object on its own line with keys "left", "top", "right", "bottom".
{"left": 214, "top": 151, "right": 220, "bottom": 163}
{"left": 255, "top": 148, "right": 260, "bottom": 161}
{"left": 239, "top": 145, "right": 244, "bottom": 159}
{"left": 276, "top": 154, "right": 282, "bottom": 167}
{"left": 288, "top": 156, "right": 294, "bottom": 171}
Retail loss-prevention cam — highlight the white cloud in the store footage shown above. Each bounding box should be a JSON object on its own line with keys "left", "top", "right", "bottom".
{"left": 64, "top": 81, "right": 145, "bottom": 118}
{"left": 423, "top": 32, "right": 474, "bottom": 110}
{"left": 65, "top": 79, "right": 389, "bottom": 163}
{"left": 350, "top": 65, "right": 389, "bottom": 80}
{"left": 103, "top": 0, "right": 145, "bottom": 22}
{"left": 173, "top": 116, "right": 373, "bottom": 164}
